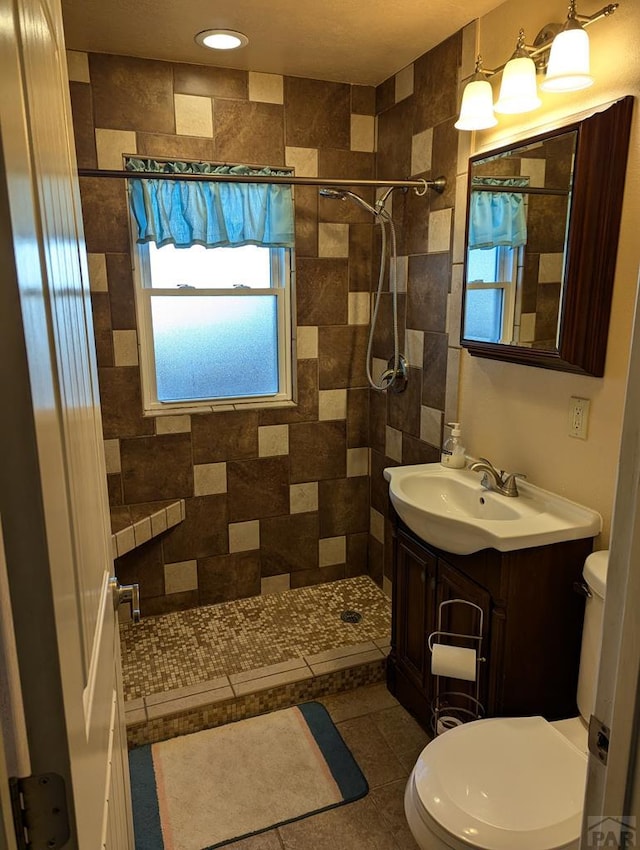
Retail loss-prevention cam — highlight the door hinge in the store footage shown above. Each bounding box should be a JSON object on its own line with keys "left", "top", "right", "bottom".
{"left": 588, "top": 714, "right": 610, "bottom": 766}
{"left": 9, "top": 773, "right": 70, "bottom": 849}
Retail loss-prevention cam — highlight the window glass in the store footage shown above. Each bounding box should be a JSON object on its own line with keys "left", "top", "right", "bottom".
{"left": 467, "top": 247, "right": 499, "bottom": 283}
{"left": 464, "top": 289, "right": 504, "bottom": 343}
{"left": 147, "top": 242, "right": 272, "bottom": 289}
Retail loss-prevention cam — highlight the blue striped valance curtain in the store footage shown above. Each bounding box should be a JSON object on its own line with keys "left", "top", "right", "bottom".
{"left": 468, "top": 177, "right": 529, "bottom": 250}
{"left": 125, "top": 158, "right": 295, "bottom": 249}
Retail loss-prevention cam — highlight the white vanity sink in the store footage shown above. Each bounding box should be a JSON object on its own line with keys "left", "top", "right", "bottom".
{"left": 383, "top": 463, "right": 602, "bottom": 555}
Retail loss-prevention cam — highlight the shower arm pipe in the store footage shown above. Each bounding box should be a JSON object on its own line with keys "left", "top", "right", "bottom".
{"left": 76, "top": 167, "right": 447, "bottom": 194}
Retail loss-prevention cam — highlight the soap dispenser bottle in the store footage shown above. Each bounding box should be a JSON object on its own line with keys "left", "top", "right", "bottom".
{"left": 441, "top": 423, "right": 466, "bottom": 468}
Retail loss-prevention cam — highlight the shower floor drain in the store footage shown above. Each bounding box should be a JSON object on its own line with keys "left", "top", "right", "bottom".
{"left": 340, "top": 610, "right": 362, "bottom": 624}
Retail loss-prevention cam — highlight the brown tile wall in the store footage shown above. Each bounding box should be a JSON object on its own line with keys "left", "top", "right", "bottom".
{"left": 69, "top": 29, "right": 471, "bottom": 610}
{"left": 69, "top": 54, "right": 377, "bottom": 614}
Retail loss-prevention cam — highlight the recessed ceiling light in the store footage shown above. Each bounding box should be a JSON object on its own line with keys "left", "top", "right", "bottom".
{"left": 195, "top": 29, "right": 249, "bottom": 51}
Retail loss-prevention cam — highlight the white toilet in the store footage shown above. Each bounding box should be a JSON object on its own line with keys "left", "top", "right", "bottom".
{"left": 404, "top": 550, "right": 608, "bottom": 850}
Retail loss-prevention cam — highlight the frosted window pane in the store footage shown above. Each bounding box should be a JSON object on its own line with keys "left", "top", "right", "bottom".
{"left": 151, "top": 295, "right": 279, "bottom": 401}
{"left": 464, "top": 289, "right": 503, "bottom": 343}
{"left": 467, "top": 247, "right": 499, "bottom": 283}
{"left": 148, "top": 243, "right": 271, "bottom": 289}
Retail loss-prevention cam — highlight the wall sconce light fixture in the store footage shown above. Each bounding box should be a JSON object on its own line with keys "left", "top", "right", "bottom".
{"left": 456, "top": 1, "right": 619, "bottom": 131}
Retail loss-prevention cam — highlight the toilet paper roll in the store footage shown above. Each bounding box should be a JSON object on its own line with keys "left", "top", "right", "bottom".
{"left": 431, "top": 644, "right": 477, "bottom": 682}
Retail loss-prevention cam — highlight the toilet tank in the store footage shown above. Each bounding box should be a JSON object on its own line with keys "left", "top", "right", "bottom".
{"left": 576, "top": 551, "right": 609, "bottom": 722}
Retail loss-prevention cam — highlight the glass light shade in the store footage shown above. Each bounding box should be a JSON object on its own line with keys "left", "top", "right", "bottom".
{"left": 494, "top": 55, "right": 541, "bottom": 114}
{"left": 195, "top": 29, "right": 249, "bottom": 50}
{"left": 455, "top": 78, "right": 497, "bottom": 131}
{"left": 541, "top": 27, "right": 593, "bottom": 92}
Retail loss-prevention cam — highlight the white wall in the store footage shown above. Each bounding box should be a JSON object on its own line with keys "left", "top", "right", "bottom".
{"left": 458, "top": 0, "right": 640, "bottom": 544}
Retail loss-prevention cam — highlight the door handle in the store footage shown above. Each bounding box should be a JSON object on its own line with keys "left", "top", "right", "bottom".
{"left": 110, "top": 578, "right": 141, "bottom": 623}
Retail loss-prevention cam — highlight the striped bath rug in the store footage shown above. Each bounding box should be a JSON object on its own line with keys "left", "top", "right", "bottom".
{"left": 129, "top": 702, "right": 368, "bottom": 850}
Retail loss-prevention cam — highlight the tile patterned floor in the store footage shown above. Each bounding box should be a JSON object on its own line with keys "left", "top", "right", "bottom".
{"left": 121, "top": 576, "right": 391, "bottom": 701}
{"left": 216, "top": 683, "right": 428, "bottom": 850}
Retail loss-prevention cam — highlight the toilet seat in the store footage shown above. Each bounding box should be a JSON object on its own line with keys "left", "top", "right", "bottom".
{"left": 411, "top": 716, "right": 587, "bottom": 850}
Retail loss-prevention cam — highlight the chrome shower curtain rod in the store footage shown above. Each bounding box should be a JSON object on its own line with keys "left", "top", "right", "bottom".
{"left": 76, "top": 167, "right": 446, "bottom": 194}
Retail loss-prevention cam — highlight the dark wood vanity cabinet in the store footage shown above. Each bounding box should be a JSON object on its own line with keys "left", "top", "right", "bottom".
{"left": 387, "top": 521, "right": 594, "bottom": 730}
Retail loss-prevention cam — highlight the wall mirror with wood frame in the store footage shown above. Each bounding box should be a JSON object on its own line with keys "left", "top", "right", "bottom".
{"left": 460, "top": 96, "right": 633, "bottom": 376}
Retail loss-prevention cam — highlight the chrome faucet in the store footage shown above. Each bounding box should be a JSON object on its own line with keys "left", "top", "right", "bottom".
{"left": 469, "top": 458, "right": 526, "bottom": 498}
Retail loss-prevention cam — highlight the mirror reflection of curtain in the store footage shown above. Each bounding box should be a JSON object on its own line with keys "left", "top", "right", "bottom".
{"left": 469, "top": 178, "right": 529, "bottom": 250}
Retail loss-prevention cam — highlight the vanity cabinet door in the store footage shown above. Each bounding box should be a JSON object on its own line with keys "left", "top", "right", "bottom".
{"left": 434, "top": 560, "right": 492, "bottom": 714}
{"left": 391, "top": 530, "right": 437, "bottom": 720}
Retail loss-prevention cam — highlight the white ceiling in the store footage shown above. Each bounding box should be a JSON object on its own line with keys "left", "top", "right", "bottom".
{"left": 61, "top": 0, "right": 503, "bottom": 87}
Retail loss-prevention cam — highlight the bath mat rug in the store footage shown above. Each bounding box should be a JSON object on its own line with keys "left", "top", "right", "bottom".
{"left": 129, "top": 701, "right": 368, "bottom": 850}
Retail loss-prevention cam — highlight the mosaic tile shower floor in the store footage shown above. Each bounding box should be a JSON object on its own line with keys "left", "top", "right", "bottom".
{"left": 120, "top": 576, "right": 392, "bottom": 701}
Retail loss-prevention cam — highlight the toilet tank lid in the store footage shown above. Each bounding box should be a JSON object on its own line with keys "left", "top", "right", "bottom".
{"left": 584, "top": 550, "right": 608, "bottom": 599}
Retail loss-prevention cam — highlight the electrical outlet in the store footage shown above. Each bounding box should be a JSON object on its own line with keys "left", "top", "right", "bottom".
{"left": 569, "top": 396, "right": 590, "bottom": 439}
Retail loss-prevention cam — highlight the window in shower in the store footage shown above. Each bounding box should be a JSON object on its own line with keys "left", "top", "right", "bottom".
{"left": 464, "top": 246, "right": 518, "bottom": 344}
{"left": 128, "top": 160, "right": 295, "bottom": 413}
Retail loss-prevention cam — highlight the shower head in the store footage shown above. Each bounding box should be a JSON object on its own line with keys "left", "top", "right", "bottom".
{"left": 319, "top": 187, "right": 380, "bottom": 217}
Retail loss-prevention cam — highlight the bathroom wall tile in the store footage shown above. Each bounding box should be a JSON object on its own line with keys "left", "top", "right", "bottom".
{"left": 198, "top": 552, "right": 261, "bottom": 604}
{"left": 410, "top": 127, "right": 433, "bottom": 177}
{"left": 141, "top": 590, "right": 200, "bottom": 617}
{"left": 228, "top": 520, "right": 260, "bottom": 553}
{"left": 351, "top": 85, "right": 376, "bottom": 116}
{"left": 368, "top": 536, "right": 384, "bottom": 586}
{"left": 296, "top": 326, "right": 318, "bottom": 359}
{"left": 348, "top": 292, "right": 370, "bottom": 326}
{"left": 370, "top": 509, "right": 385, "bottom": 545}
{"left": 136, "top": 132, "right": 214, "bottom": 161}
{"left": 538, "top": 253, "right": 564, "bottom": 283}
{"left": 428, "top": 208, "right": 452, "bottom": 254}
{"left": 422, "top": 332, "right": 448, "bottom": 412}
{"left": 104, "top": 439, "right": 121, "bottom": 475}
{"left": 260, "top": 513, "right": 319, "bottom": 575}
{"left": 413, "top": 32, "right": 462, "bottom": 134}
{"left": 91, "top": 293, "right": 114, "bottom": 367}
{"left": 107, "top": 474, "right": 124, "bottom": 507}
{"left": 155, "top": 415, "right": 191, "bottom": 435}
{"left": 258, "top": 424, "right": 289, "bottom": 457}
{"left": 115, "top": 537, "right": 165, "bottom": 598}
{"left": 227, "top": 457, "right": 290, "bottom": 520}
{"left": 66, "top": 50, "right": 90, "bottom": 83}
{"left": 394, "top": 65, "right": 414, "bottom": 103}
{"left": 318, "top": 389, "right": 347, "bottom": 422}
{"left": 258, "top": 360, "right": 319, "bottom": 425}
{"left": 385, "top": 426, "right": 403, "bottom": 463}
{"left": 261, "top": 574, "right": 290, "bottom": 595}
{"left": 431, "top": 118, "right": 458, "bottom": 210}
{"left": 115, "top": 525, "right": 135, "bottom": 558}
{"left": 377, "top": 98, "right": 413, "bottom": 181}
{"left": 290, "top": 482, "right": 319, "bottom": 515}
{"left": 150, "top": 509, "right": 168, "bottom": 537}
{"left": 69, "top": 83, "right": 96, "bottom": 169}
{"left": 293, "top": 185, "right": 318, "bottom": 257}
{"left": 112, "top": 329, "right": 138, "bottom": 367}
{"left": 318, "top": 223, "right": 350, "bottom": 258}
{"left": 420, "top": 405, "right": 443, "bottom": 448}
{"left": 87, "top": 253, "right": 108, "bottom": 292}
{"left": 347, "top": 388, "right": 369, "bottom": 448}
{"left": 369, "top": 451, "right": 392, "bottom": 515}
{"left": 98, "top": 367, "right": 154, "bottom": 439}
{"left": 346, "top": 532, "right": 369, "bottom": 577}
{"left": 368, "top": 391, "right": 387, "bottom": 456}
{"left": 387, "top": 367, "right": 421, "bottom": 437}
{"left": 79, "top": 178, "right": 130, "bottom": 254}
{"left": 174, "top": 93, "right": 213, "bottom": 137}
{"left": 192, "top": 410, "right": 259, "bottom": 463}
{"left": 452, "top": 174, "right": 468, "bottom": 264}
{"left": 347, "top": 448, "right": 369, "bottom": 478}
{"left": 214, "top": 101, "right": 284, "bottom": 165}
{"left": 317, "top": 148, "right": 375, "bottom": 182}
{"left": 348, "top": 224, "right": 373, "bottom": 292}
{"left": 164, "top": 560, "right": 198, "bottom": 594}
{"left": 401, "top": 189, "right": 429, "bottom": 256}
{"left": 447, "top": 263, "right": 464, "bottom": 348}
{"left": 296, "top": 258, "right": 348, "bottom": 326}
{"left": 248, "top": 72, "right": 284, "bottom": 104}
{"left": 193, "top": 462, "right": 227, "bottom": 496}
{"left": 89, "top": 53, "right": 175, "bottom": 134}
{"left": 319, "top": 478, "right": 369, "bottom": 536}
{"left": 407, "top": 253, "right": 450, "bottom": 333}
{"left": 402, "top": 433, "right": 439, "bottom": 466}
{"left": 318, "top": 326, "right": 368, "bottom": 390}
{"left": 370, "top": 294, "right": 406, "bottom": 363}
{"left": 284, "top": 77, "right": 350, "bottom": 150}
{"left": 284, "top": 563, "right": 348, "bottom": 589}
{"left": 173, "top": 63, "right": 247, "bottom": 100}
{"left": 405, "top": 329, "right": 424, "bottom": 369}
{"left": 285, "top": 146, "right": 318, "bottom": 178}
{"left": 162, "top": 495, "right": 228, "bottom": 562}
{"left": 289, "top": 421, "right": 347, "bottom": 483}
{"left": 351, "top": 114, "right": 375, "bottom": 153}
{"left": 376, "top": 76, "right": 395, "bottom": 115}
{"left": 395, "top": 256, "right": 409, "bottom": 294}
{"left": 106, "top": 253, "right": 136, "bottom": 330}
{"left": 95, "top": 128, "right": 137, "bottom": 170}
{"left": 121, "top": 434, "right": 193, "bottom": 503}
{"left": 319, "top": 536, "right": 346, "bottom": 567}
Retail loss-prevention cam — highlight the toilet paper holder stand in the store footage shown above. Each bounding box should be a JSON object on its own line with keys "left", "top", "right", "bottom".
{"left": 428, "top": 598, "right": 486, "bottom": 734}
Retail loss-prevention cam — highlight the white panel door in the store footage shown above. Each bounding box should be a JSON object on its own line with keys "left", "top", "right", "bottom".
{"left": 0, "top": 0, "right": 134, "bottom": 845}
